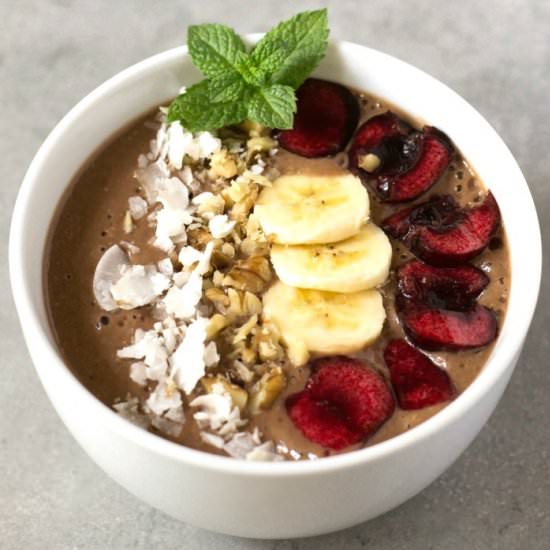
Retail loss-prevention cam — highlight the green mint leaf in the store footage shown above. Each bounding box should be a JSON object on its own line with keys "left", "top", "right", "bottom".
{"left": 205, "top": 72, "right": 248, "bottom": 102}
{"left": 167, "top": 80, "right": 248, "bottom": 132}
{"left": 235, "top": 56, "right": 268, "bottom": 87}
{"left": 250, "top": 9, "right": 329, "bottom": 89}
{"left": 247, "top": 84, "right": 296, "bottom": 129}
{"left": 188, "top": 23, "right": 247, "bottom": 78}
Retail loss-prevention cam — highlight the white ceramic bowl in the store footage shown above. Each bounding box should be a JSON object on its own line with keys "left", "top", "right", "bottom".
{"left": 10, "top": 38, "right": 541, "bottom": 539}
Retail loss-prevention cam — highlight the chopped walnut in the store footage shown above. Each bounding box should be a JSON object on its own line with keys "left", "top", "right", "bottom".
{"left": 223, "top": 256, "right": 272, "bottom": 294}
{"left": 206, "top": 313, "right": 229, "bottom": 338}
{"left": 249, "top": 367, "right": 286, "bottom": 414}
{"left": 209, "top": 149, "right": 241, "bottom": 179}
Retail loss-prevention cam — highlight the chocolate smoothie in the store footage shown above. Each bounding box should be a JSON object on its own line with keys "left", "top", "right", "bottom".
{"left": 45, "top": 88, "right": 510, "bottom": 460}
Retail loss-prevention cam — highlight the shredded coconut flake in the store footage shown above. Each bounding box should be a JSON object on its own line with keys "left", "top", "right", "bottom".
{"left": 162, "top": 327, "right": 178, "bottom": 354}
{"left": 223, "top": 430, "right": 261, "bottom": 458}
{"left": 170, "top": 317, "right": 208, "bottom": 394}
{"left": 157, "top": 258, "right": 174, "bottom": 276}
{"left": 163, "top": 271, "right": 202, "bottom": 320}
{"left": 157, "top": 176, "right": 190, "bottom": 210}
{"left": 204, "top": 341, "right": 220, "bottom": 368}
{"left": 197, "top": 131, "right": 222, "bottom": 158}
{"left": 164, "top": 240, "right": 213, "bottom": 316}
{"left": 222, "top": 430, "right": 281, "bottom": 461}
{"left": 110, "top": 265, "right": 170, "bottom": 309}
{"left": 200, "top": 432, "right": 225, "bottom": 449}
{"left": 249, "top": 163, "right": 264, "bottom": 175}
{"left": 128, "top": 195, "right": 148, "bottom": 219}
{"left": 152, "top": 176, "right": 194, "bottom": 251}
{"left": 146, "top": 378, "right": 183, "bottom": 416}
{"left": 172, "top": 271, "right": 191, "bottom": 287}
{"left": 209, "top": 214, "right": 236, "bottom": 238}
{"left": 180, "top": 165, "right": 194, "bottom": 186}
{"left": 196, "top": 241, "right": 214, "bottom": 274}
{"left": 135, "top": 159, "right": 171, "bottom": 204}
{"left": 93, "top": 245, "right": 130, "bottom": 311}
{"left": 163, "top": 121, "right": 221, "bottom": 168}
{"left": 245, "top": 441, "right": 282, "bottom": 462}
{"left": 190, "top": 383, "right": 246, "bottom": 435}
{"left": 166, "top": 122, "right": 189, "bottom": 169}
{"left": 130, "top": 361, "right": 148, "bottom": 386}
{"left": 178, "top": 246, "right": 203, "bottom": 268}
{"left": 117, "top": 328, "right": 169, "bottom": 381}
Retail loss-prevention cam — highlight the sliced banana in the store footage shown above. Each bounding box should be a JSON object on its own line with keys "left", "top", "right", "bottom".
{"left": 262, "top": 281, "right": 386, "bottom": 366}
{"left": 270, "top": 224, "right": 392, "bottom": 293}
{"left": 254, "top": 174, "right": 369, "bottom": 245}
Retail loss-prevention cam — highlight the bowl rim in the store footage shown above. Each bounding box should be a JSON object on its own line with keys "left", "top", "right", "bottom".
{"left": 9, "top": 38, "right": 542, "bottom": 477}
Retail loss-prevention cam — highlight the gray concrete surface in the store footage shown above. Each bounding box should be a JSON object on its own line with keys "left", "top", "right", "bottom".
{"left": 1, "top": 0, "right": 549, "bottom": 548}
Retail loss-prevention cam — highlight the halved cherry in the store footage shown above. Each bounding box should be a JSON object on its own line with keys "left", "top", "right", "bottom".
{"left": 384, "top": 339, "right": 455, "bottom": 409}
{"left": 382, "top": 192, "right": 501, "bottom": 266}
{"left": 286, "top": 356, "right": 395, "bottom": 450}
{"left": 276, "top": 78, "right": 360, "bottom": 158}
{"left": 399, "top": 303, "right": 497, "bottom": 351}
{"left": 349, "top": 113, "right": 415, "bottom": 186}
{"left": 377, "top": 128, "right": 453, "bottom": 202}
{"left": 349, "top": 113, "right": 453, "bottom": 202}
{"left": 397, "top": 260, "right": 489, "bottom": 311}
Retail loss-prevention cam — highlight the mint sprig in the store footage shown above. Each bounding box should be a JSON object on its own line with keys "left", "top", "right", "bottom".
{"left": 167, "top": 9, "right": 329, "bottom": 132}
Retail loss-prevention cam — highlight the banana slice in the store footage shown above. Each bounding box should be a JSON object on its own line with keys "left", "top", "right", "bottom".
{"left": 270, "top": 224, "right": 392, "bottom": 293}
{"left": 262, "top": 281, "right": 385, "bottom": 366}
{"left": 254, "top": 174, "right": 369, "bottom": 244}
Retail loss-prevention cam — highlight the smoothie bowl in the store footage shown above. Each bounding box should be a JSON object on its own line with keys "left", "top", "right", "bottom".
{"left": 9, "top": 11, "right": 541, "bottom": 538}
